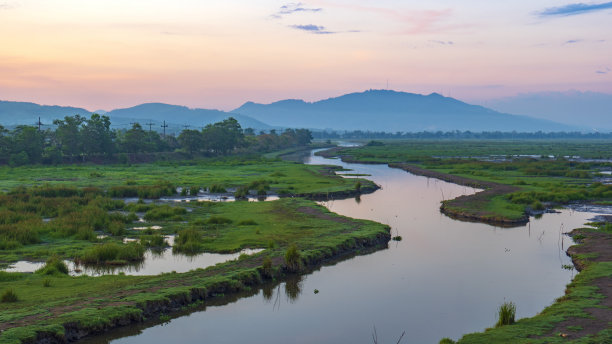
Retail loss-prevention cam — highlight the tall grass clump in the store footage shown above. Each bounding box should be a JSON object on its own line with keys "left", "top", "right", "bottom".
{"left": 36, "top": 255, "right": 69, "bottom": 275}
{"left": 1, "top": 289, "right": 18, "bottom": 303}
{"left": 141, "top": 234, "right": 167, "bottom": 248}
{"left": 143, "top": 205, "right": 187, "bottom": 221}
{"left": 206, "top": 216, "right": 232, "bottom": 225}
{"left": 77, "top": 242, "right": 145, "bottom": 265}
{"left": 495, "top": 301, "right": 516, "bottom": 327}
{"left": 284, "top": 244, "right": 302, "bottom": 272}
{"left": 208, "top": 184, "right": 227, "bottom": 193}
{"left": 173, "top": 228, "right": 202, "bottom": 254}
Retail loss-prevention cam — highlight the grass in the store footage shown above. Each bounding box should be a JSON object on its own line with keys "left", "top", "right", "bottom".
{"left": 495, "top": 301, "right": 516, "bottom": 327}
{"left": 324, "top": 140, "right": 612, "bottom": 223}
{"left": 1, "top": 288, "right": 18, "bottom": 303}
{"left": 0, "top": 198, "right": 390, "bottom": 343}
{"left": 76, "top": 242, "right": 146, "bottom": 265}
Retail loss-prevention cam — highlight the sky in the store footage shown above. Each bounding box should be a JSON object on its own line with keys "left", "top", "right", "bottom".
{"left": 0, "top": 0, "right": 611, "bottom": 111}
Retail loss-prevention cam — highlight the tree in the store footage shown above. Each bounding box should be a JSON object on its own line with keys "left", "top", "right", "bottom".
{"left": 53, "top": 115, "right": 84, "bottom": 161}
{"left": 178, "top": 129, "right": 203, "bottom": 154}
{"left": 122, "top": 123, "right": 148, "bottom": 153}
{"left": 81, "top": 114, "right": 115, "bottom": 157}
{"left": 201, "top": 117, "right": 244, "bottom": 155}
{"left": 10, "top": 126, "right": 45, "bottom": 164}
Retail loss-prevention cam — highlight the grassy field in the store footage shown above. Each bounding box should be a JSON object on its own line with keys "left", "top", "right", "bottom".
{"left": 0, "top": 197, "right": 390, "bottom": 343}
{"left": 0, "top": 156, "right": 373, "bottom": 196}
{"left": 323, "top": 140, "right": 612, "bottom": 224}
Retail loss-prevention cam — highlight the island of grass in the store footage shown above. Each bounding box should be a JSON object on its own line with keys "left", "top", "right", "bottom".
{"left": 318, "top": 140, "right": 612, "bottom": 343}
{"left": 319, "top": 140, "right": 612, "bottom": 226}
{"left": 0, "top": 190, "right": 390, "bottom": 343}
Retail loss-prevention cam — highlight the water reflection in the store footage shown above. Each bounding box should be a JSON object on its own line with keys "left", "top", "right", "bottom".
{"left": 84, "top": 148, "right": 609, "bottom": 344}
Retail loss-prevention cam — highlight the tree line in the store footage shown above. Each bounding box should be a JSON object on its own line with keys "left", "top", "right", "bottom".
{"left": 0, "top": 114, "right": 312, "bottom": 165}
{"left": 312, "top": 130, "right": 612, "bottom": 140}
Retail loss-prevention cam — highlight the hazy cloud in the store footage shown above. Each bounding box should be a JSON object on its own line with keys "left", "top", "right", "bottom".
{"left": 0, "top": 1, "right": 17, "bottom": 10}
{"left": 564, "top": 39, "right": 583, "bottom": 44}
{"left": 596, "top": 67, "right": 611, "bottom": 74}
{"left": 429, "top": 40, "right": 454, "bottom": 45}
{"left": 289, "top": 24, "right": 335, "bottom": 34}
{"left": 538, "top": 2, "right": 612, "bottom": 17}
{"left": 272, "top": 2, "right": 322, "bottom": 19}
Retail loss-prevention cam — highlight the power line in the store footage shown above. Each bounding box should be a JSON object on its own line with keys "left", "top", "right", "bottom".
{"left": 145, "top": 122, "right": 154, "bottom": 132}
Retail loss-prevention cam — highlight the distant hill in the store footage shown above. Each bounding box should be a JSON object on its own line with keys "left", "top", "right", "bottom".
{"left": 0, "top": 101, "right": 90, "bottom": 126}
{"left": 484, "top": 91, "right": 612, "bottom": 131}
{"left": 106, "top": 103, "right": 270, "bottom": 131}
{"left": 232, "top": 90, "right": 579, "bottom": 132}
{"left": 0, "top": 101, "right": 271, "bottom": 132}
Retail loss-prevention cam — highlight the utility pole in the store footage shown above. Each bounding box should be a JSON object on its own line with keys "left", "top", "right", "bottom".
{"left": 145, "top": 122, "right": 154, "bottom": 132}
{"left": 182, "top": 124, "right": 191, "bottom": 130}
{"left": 161, "top": 120, "right": 168, "bottom": 137}
{"left": 129, "top": 122, "right": 139, "bottom": 127}
{"left": 36, "top": 117, "right": 43, "bottom": 131}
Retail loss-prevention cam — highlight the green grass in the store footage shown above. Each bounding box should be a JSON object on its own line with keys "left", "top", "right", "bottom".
{"left": 0, "top": 198, "right": 389, "bottom": 343}
{"left": 0, "top": 157, "right": 373, "bottom": 196}
{"left": 495, "top": 301, "right": 516, "bottom": 327}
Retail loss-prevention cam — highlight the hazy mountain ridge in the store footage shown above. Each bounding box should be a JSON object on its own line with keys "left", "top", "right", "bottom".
{"left": 484, "top": 91, "right": 612, "bottom": 131}
{"left": 232, "top": 90, "right": 578, "bottom": 132}
{"left": 0, "top": 101, "right": 270, "bottom": 131}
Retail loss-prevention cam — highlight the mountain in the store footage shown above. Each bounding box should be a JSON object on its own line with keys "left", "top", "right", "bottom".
{"left": 0, "top": 101, "right": 270, "bottom": 131}
{"left": 0, "top": 101, "right": 90, "bottom": 126}
{"left": 106, "top": 103, "right": 270, "bottom": 131}
{"left": 232, "top": 90, "right": 579, "bottom": 132}
{"left": 484, "top": 91, "right": 612, "bottom": 131}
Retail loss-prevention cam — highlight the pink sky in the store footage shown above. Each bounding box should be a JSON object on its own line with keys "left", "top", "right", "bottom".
{"left": 1, "top": 0, "right": 611, "bottom": 111}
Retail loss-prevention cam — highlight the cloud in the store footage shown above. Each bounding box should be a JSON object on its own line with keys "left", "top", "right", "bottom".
{"left": 272, "top": 2, "right": 322, "bottom": 19}
{"left": 0, "top": 1, "right": 17, "bottom": 10}
{"left": 538, "top": 2, "right": 612, "bottom": 17}
{"left": 289, "top": 24, "right": 335, "bottom": 34}
{"left": 596, "top": 67, "right": 611, "bottom": 74}
{"left": 429, "top": 40, "right": 454, "bottom": 45}
{"left": 564, "top": 39, "right": 583, "bottom": 44}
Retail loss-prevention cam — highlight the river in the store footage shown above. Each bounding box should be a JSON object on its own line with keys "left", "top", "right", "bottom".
{"left": 84, "top": 148, "right": 603, "bottom": 343}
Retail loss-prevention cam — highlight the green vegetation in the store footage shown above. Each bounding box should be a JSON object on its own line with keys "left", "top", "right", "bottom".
{"left": 284, "top": 244, "right": 302, "bottom": 272}
{"left": 1, "top": 288, "right": 18, "bottom": 303}
{"left": 324, "top": 140, "right": 612, "bottom": 223}
{"left": 76, "top": 242, "right": 146, "bottom": 265}
{"left": 36, "top": 256, "right": 68, "bottom": 275}
{"left": 452, "top": 222, "right": 612, "bottom": 343}
{"left": 0, "top": 196, "right": 389, "bottom": 343}
{"left": 495, "top": 301, "right": 516, "bottom": 327}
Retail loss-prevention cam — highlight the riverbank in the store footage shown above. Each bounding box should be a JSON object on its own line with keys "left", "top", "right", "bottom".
{"left": 452, "top": 221, "right": 612, "bottom": 343}
{"left": 0, "top": 199, "right": 390, "bottom": 344}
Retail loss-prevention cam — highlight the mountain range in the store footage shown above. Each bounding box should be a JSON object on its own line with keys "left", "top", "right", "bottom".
{"left": 232, "top": 90, "right": 578, "bottom": 132}
{"left": 484, "top": 91, "right": 612, "bottom": 131}
{"left": 2, "top": 90, "right": 604, "bottom": 133}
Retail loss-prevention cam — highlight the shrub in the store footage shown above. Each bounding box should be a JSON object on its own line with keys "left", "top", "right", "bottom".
{"left": 43, "top": 279, "right": 52, "bottom": 287}
{"left": 1, "top": 289, "right": 18, "bottom": 303}
{"left": 355, "top": 181, "right": 362, "bottom": 192}
{"left": 234, "top": 186, "right": 249, "bottom": 199}
{"left": 439, "top": 339, "right": 456, "bottom": 344}
{"left": 141, "top": 234, "right": 167, "bottom": 248}
{"left": 495, "top": 301, "right": 516, "bottom": 327}
{"left": 284, "top": 244, "right": 302, "bottom": 272}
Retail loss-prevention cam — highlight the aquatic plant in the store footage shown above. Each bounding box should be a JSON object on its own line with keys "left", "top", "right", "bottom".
{"left": 77, "top": 242, "right": 145, "bottom": 265}
{"left": 36, "top": 255, "right": 69, "bottom": 275}
{"left": 173, "top": 228, "right": 202, "bottom": 254}
{"left": 284, "top": 243, "right": 302, "bottom": 272}
{"left": 495, "top": 301, "right": 516, "bottom": 327}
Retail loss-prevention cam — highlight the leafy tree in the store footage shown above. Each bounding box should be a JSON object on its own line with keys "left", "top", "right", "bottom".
{"left": 10, "top": 126, "right": 44, "bottom": 164}
{"left": 81, "top": 114, "right": 115, "bottom": 156}
{"left": 178, "top": 129, "right": 203, "bottom": 154}
{"left": 53, "top": 115, "right": 84, "bottom": 161}
{"left": 201, "top": 117, "right": 244, "bottom": 155}
{"left": 122, "top": 123, "right": 148, "bottom": 153}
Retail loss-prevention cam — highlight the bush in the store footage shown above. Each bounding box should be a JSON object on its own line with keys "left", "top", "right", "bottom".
{"left": 234, "top": 186, "right": 249, "bottom": 199}
{"left": 495, "top": 301, "right": 516, "bottom": 327}
{"left": 261, "top": 256, "right": 273, "bottom": 278}
{"left": 284, "top": 244, "right": 302, "bottom": 272}
{"left": 1, "top": 289, "right": 18, "bottom": 303}
{"left": 141, "top": 234, "right": 167, "bottom": 247}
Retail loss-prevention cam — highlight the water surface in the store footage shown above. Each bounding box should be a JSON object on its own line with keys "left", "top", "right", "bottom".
{"left": 86, "top": 149, "right": 602, "bottom": 343}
